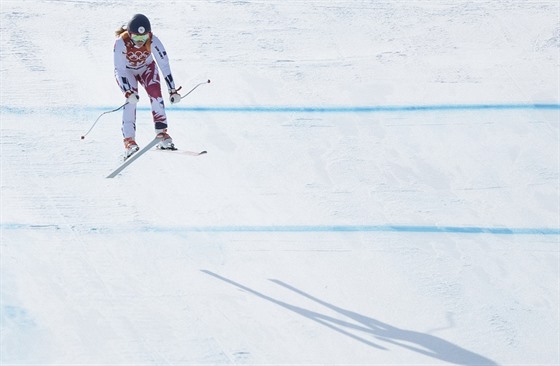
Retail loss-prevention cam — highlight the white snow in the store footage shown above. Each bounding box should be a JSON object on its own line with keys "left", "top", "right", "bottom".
{"left": 1, "top": 0, "right": 559, "bottom": 365}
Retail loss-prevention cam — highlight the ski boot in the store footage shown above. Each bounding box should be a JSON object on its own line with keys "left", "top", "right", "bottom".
{"left": 156, "top": 129, "right": 176, "bottom": 150}
{"left": 123, "top": 137, "right": 139, "bottom": 160}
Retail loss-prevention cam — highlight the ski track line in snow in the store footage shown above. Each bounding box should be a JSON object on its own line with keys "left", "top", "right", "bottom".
{"left": 2, "top": 223, "right": 559, "bottom": 235}
{"left": 1, "top": 103, "right": 560, "bottom": 115}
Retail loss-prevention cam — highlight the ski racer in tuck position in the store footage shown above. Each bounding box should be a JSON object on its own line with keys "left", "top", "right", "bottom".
{"left": 114, "top": 14, "right": 182, "bottom": 159}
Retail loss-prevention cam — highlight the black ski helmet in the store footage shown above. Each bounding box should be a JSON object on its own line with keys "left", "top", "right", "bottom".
{"left": 128, "top": 14, "right": 151, "bottom": 34}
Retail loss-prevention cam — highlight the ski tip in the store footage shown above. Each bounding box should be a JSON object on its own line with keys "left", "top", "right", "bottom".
{"left": 199, "top": 151, "right": 208, "bottom": 155}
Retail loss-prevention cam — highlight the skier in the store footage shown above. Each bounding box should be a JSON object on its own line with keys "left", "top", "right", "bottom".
{"left": 114, "top": 14, "right": 182, "bottom": 159}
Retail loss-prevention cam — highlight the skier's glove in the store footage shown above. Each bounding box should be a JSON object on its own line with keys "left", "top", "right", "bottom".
{"left": 169, "top": 87, "right": 182, "bottom": 104}
{"left": 125, "top": 91, "right": 139, "bottom": 104}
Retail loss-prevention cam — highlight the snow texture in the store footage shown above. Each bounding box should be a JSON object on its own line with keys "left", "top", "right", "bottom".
{"left": 1, "top": 0, "right": 559, "bottom": 365}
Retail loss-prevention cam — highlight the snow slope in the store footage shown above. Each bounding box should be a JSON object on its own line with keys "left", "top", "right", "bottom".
{"left": 1, "top": 0, "right": 559, "bottom": 365}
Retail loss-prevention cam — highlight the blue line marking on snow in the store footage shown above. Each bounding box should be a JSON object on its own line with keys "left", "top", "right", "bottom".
{"left": 0, "top": 223, "right": 61, "bottom": 230}
{"left": 1, "top": 103, "right": 559, "bottom": 115}
{"left": 140, "top": 225, "right": 560, "bottom": 235}
{"left": 166, "top": 103, "right": 560, "bottom": 113}
{"left": 1, "top": 223, "right": 558, "bottom": 235}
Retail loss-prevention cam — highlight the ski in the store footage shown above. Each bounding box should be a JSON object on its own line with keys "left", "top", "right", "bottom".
{"left": 106, "top": 137, "right": 162, "bottom": 178}
{"left": 156, "top": 147, "right": 207, "bottom": 156}
{"left": 183, "top": 150, "right": 207, "bottom": 156}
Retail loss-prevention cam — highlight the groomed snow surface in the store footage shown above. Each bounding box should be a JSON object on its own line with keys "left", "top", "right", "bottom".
{"left": 1, "top": 1, "right": 559, "bottom": 365}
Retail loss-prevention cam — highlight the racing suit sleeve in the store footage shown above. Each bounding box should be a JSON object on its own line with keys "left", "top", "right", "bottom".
{"left": 151, "top": 35, "right": 177, "bottom": 92}
{"left": 113, "top": 38, "right": 133, "bottom": 95}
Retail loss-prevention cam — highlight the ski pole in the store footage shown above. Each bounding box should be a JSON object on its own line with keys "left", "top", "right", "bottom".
{"left": 80, "top": 102, "right": 128, "bottom": 140}
{"left": 179, "top": 79, "right": 211, "bottom": 99}
{"left": 81, "top": 80, "right": 210, "bottom": 140}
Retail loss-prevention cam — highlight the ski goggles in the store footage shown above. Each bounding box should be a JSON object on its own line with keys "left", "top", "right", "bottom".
{"left": 131, "top": 33, "right": 149, "bottom": 43}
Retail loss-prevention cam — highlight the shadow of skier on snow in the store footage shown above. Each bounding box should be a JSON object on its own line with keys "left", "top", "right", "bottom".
{"left": 202, "top": 270, "right": 498, "bottom": 366}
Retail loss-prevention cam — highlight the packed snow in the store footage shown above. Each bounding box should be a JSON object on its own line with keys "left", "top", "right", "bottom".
{"left": 1, "top": 0, "right": 559, "bottom": 365}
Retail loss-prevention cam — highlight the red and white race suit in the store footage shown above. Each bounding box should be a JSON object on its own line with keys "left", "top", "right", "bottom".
{"left": 113, "top": 31, "right": 176, "bottom": 139}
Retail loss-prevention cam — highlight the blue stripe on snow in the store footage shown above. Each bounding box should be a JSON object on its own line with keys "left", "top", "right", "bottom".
{"left": 139, "top": 225, "right": 560, "bottom": 235}
{"left": 2, "top": 223, "right": 558, "bottom": 235}
{"left": 1, "top": 103, "right": 559, "bottom": 115}
{"left": 166, "top": 103, "right": 560, "bottom": 113}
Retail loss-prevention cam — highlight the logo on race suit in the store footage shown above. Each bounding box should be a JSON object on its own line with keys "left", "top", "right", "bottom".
{"left": 126, "top": 49, "right": 150, "bottom": 67}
